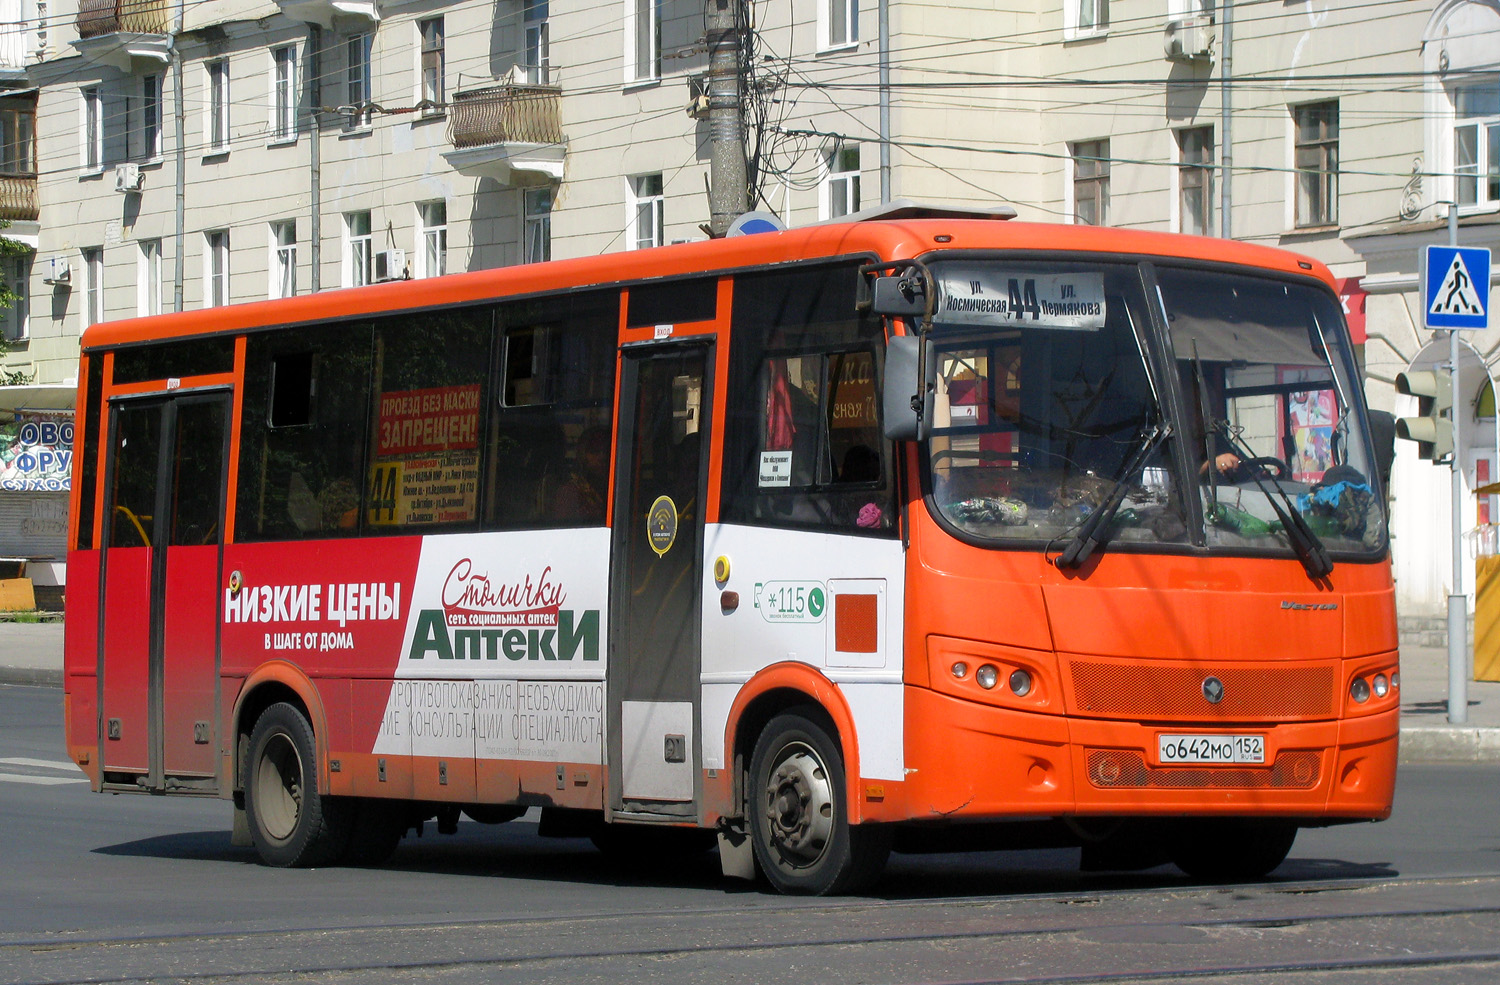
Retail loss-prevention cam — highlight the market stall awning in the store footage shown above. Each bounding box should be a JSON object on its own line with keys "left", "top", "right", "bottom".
{"left": 0, "top": 383, "right": 76, "bottom": 414}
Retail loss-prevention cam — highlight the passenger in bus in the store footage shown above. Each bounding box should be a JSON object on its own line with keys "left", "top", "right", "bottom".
{"left": 551, "top": 426, "right": 611, "bottom": 522}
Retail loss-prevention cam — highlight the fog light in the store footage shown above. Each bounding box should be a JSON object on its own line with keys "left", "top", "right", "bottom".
{"left": 1009, "top": 669, "right": 1033, "bottom": 697}
{"left": 1350, "top": 677, "right": 1371, "bottom": 703}
{"left": 951, "top": 661, "right": 969, "bottom": 680}
{"left": 977, "top": 664, "right": 999, "bottom": 689}
{"left": 1372, "top": 673, "right": 1389, "bottom": 698}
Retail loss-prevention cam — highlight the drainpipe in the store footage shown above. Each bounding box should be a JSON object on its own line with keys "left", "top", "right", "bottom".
{"left": 172, "top": 1, "right": 185, "bottom": 310}
{"left": 878, "top": 0, "right": 890, "bottom": 203}
{"left": 1218, "top": 0, "right": 1232, "bottom": 239}
{"left": 308, "top": 24, "right": 321, "bottom": 292}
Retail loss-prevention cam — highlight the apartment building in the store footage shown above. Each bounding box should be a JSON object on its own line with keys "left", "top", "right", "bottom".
{"left": 0, "top": 0, "right": 1495, "bottom": 622}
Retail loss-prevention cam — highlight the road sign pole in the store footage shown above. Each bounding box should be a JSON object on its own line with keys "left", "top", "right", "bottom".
{"left": 1446, "top": 207, "right": 1467, "bottom": 725}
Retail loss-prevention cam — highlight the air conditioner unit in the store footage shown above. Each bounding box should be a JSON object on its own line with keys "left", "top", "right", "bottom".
{"left": 113, "top": 162, "right": 144, "bottom": 194}
{"left": 1164, "top": 16, "right": 1215, "bottom": 61}
{"left": 372, "top": 249, "right": 406, "bottom": 283}
{"left": 42, "top": 257, "right": 70, "bottom": 285}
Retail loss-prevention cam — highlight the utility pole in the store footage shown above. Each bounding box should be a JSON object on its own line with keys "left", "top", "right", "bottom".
{"left": 705, "top": 0, "right": 747, "bottom": 237}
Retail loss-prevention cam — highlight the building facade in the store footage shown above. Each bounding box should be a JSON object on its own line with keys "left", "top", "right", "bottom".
{"left": 0, "top": 0, "right": 1496, "bottom": 626}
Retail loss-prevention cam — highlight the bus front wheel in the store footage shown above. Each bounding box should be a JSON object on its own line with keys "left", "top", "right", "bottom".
{"left": 1168, "top": 819, "right": 1298, "bottom": 881}
{"left": 748, "top": 710, "right": 890, "bottom": 895}
{"left": 244, "top": 702, "right": 349, "bottom": 867}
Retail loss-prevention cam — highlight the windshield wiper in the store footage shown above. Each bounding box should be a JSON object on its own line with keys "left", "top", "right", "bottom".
{"left": 1057, "top": 423, "right": 1170, "bottom": 569}
{"left": 1191, "top": 353, "right": 1332, "bottom": 580}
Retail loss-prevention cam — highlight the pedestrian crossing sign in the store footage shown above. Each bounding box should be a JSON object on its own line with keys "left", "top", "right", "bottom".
{"left": 1424, "top": 245, "right": 1491, "bottom": 331}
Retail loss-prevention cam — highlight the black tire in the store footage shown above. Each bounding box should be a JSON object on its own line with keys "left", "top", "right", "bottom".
{"left": 343, "top": 798, "right": 406, "bottom": 866}
{"left": 243, "top": 702, "right": 350, "bottom": 867}
{"left": 748, "top": 710, "right": 891, "bottom": 895}
{"left": 463, "top": 805, "right": 527, "bottom": 825}
{"left": 1168, "top": 819, "right": 1297, "bottom": 882}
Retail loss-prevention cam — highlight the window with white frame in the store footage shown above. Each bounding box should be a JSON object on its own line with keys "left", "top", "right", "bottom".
{"left": 822, "top": 0, "right": 857, "bottom": 50}
{"left": 205, "top": 230, "right": 229, "bottom": 308}
{"left": 524, "top": 187, "right": 552, "bottom": 263}
{"left": 1064, "top": 0, "right": 1108, "bottom": 38}
{"left": 1071, "top": 139, "right": 1109, "bottom": 225}
{"left": 345, "top": 210, "right": 372, "bottom": 286}
{"left": 1, "top": 253, "right": 30, "bottom": 342}
{"left": 1293, "top": 101, "right": 1338, "bottom": 227}
{"left": 822, "top": 144, "right": 860, "bottom": 219}
{"left": 627, "top": 173, "right": 663, "bottom": 249}
{"left": 1177, "top": 126, "right": 1213, "bottom": 236}
{"left": 206, "top": 59, "right": 229, "bottom": 153}
{"left": 418, "top": 201, "right": 447, "bottom": 278}
{"left": 625, "top": 0, "right": 660, "bottom": 83}
{"left": 1452, "top": 76, "right": 1499, "bottom": 210}
{"left": 1166, "top": 0, "right": 1211, "bottom": 19}
{"left": 82, "top": 86, "right": 102, "bottom": 170}
{"left": 135, "top": 74, "right": 161, "bottom": 160}
{"left": 136, "top": 239, "right": 161, "bottom": 317}
{"left": 271, "top": 220, "right": 296, "bottom": 298}
{"left": 81, "top": 247, "right": 103, "bottom": 328}
{"left": 272, "top": 46, "right": 297, "bottom": 142}
{"left": 346, "top": 33, "right": 373, "bottom": 128}
{"left": 525, "top": 0, "right": 550, "bottom": 84}
{"left": 418, "top": 18, "right": 444, "bottom": 110}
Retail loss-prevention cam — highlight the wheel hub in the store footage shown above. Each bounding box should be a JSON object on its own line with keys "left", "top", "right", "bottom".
{"left": 765, "top": 748, "right": 834, "bottom": 862}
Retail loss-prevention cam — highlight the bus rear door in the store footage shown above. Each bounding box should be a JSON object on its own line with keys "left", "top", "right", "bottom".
{"left": 100, "top": 390, "right": 230, "bottom": 791}
{"left": 608, "top": 341, "right": 713, "bottom": 818}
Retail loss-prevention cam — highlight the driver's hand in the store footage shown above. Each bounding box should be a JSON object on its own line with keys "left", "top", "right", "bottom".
{"left": 1214, "top": 453, "right": 1241, "bottom": 475}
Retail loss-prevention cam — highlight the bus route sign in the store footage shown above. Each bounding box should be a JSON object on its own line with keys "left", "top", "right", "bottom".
{"left": 1423, "top": 245, "right": 1491, "bottom": 331}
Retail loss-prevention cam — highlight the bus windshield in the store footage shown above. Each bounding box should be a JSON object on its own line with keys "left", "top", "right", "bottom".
{"left": 922, "top": 257, "right": 1385, "bottom": 559}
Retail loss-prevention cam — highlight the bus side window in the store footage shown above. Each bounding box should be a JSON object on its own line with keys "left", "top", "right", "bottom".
{"left": 237, "top": 324, "right": 373, "bottom": 542}
{"left": 723, "top": 262, "right": 895, "bottom": 535}
{"left": 365, "top": 308, "right": 491, "bottom": 531}
{"left": 484, "top": 290, "right": 617, "bottom": 530}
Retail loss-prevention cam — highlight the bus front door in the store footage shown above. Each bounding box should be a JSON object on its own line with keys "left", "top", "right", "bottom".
{"left": 608, "top": 342, "right": 713, "bottom": 818}
{"left": 100, "top": 392, "right": 230, "bottom": 792}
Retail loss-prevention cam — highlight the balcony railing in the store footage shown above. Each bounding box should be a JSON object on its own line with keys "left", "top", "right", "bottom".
{"left": 77, "top": 0, "right": 170, "bottom": 39}
{"left": 447, "top": 85, "right": 562, "bottom": 149}
{"left": 0, "top": 172, "right": 37, "bottom": 222}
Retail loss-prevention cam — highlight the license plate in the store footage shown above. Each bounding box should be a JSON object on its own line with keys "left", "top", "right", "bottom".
{"left": 1157, "top": 733, "right": 1265, "bottom": 765}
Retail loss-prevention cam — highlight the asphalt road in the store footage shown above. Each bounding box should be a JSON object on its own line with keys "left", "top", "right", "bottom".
{"left": 5, "top": 682, "right": 1500, "bottom": 985}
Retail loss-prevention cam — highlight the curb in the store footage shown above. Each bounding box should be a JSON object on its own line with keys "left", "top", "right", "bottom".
{"left": 0, "top": 668, "right": 62, "bottom": 688}
{"left": 1399, "top": 725, "right": 1500, "bottom": 764}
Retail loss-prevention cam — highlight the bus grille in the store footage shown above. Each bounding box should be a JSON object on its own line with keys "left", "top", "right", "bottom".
{"left": 1086, "top": 749, "right": 1322, "bottom": 790}
{"left": 1068, "top": 661, "right": 1335, "bottom": 720}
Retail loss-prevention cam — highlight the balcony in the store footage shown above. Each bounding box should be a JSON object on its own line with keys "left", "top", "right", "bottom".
{"left": 0, "top": 172, "right": 36, "bottom": 222}
{"left": 275, "top": 0, "right": 377, "bottom": 29}
{"left": 73, "top": 0, "right": 170, "bottom": 70}
{"left": 442, "top": 84, "right": 564, "bottom": 183}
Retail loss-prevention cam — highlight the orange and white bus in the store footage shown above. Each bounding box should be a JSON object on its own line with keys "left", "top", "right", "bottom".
{"left": 63, "top": 207, "right": 1397, "bottom": 894}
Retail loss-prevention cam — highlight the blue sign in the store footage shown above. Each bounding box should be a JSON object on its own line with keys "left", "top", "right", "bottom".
{"left": 1424, "top": 245, "right": 1491, "bottom": 331}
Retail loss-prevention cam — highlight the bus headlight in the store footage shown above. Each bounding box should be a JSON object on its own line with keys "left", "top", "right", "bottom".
{"left": 976, "top": 664, "right": 999, "bottom": 689}
{"left": 1372, "top": 674, "right": 1389, "bottom": 698}
{"left": 1009, "top": 669, "right": 1033, "bottom": 697}
{"left": 951, "top": 661, "right": 969, "bottom": 680}
{"left": 1350, "top": 677, "right": 1371, "bottom": 703}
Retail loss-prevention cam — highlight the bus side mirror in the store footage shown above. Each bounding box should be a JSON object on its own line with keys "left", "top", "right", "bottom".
{"left": 872, "top": 273, "right": 927, "bottom": 317}
{"left": 884, "top": 334, "right": 931, "bottom": 441}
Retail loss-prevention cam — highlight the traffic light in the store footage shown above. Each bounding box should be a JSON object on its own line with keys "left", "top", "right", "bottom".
{"left": 1394, "top": 370, "right": 1453, "bottom": 462}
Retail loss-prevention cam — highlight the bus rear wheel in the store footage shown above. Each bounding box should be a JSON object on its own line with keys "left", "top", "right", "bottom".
{"left": 244, "top": 702, "right": 349, "bottom": 867}
{"left": 1168, "top": 819, "right": 1298, "bottom": 882}
{"left": 748, "top": 711, "right": 890, "bottom": 895}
